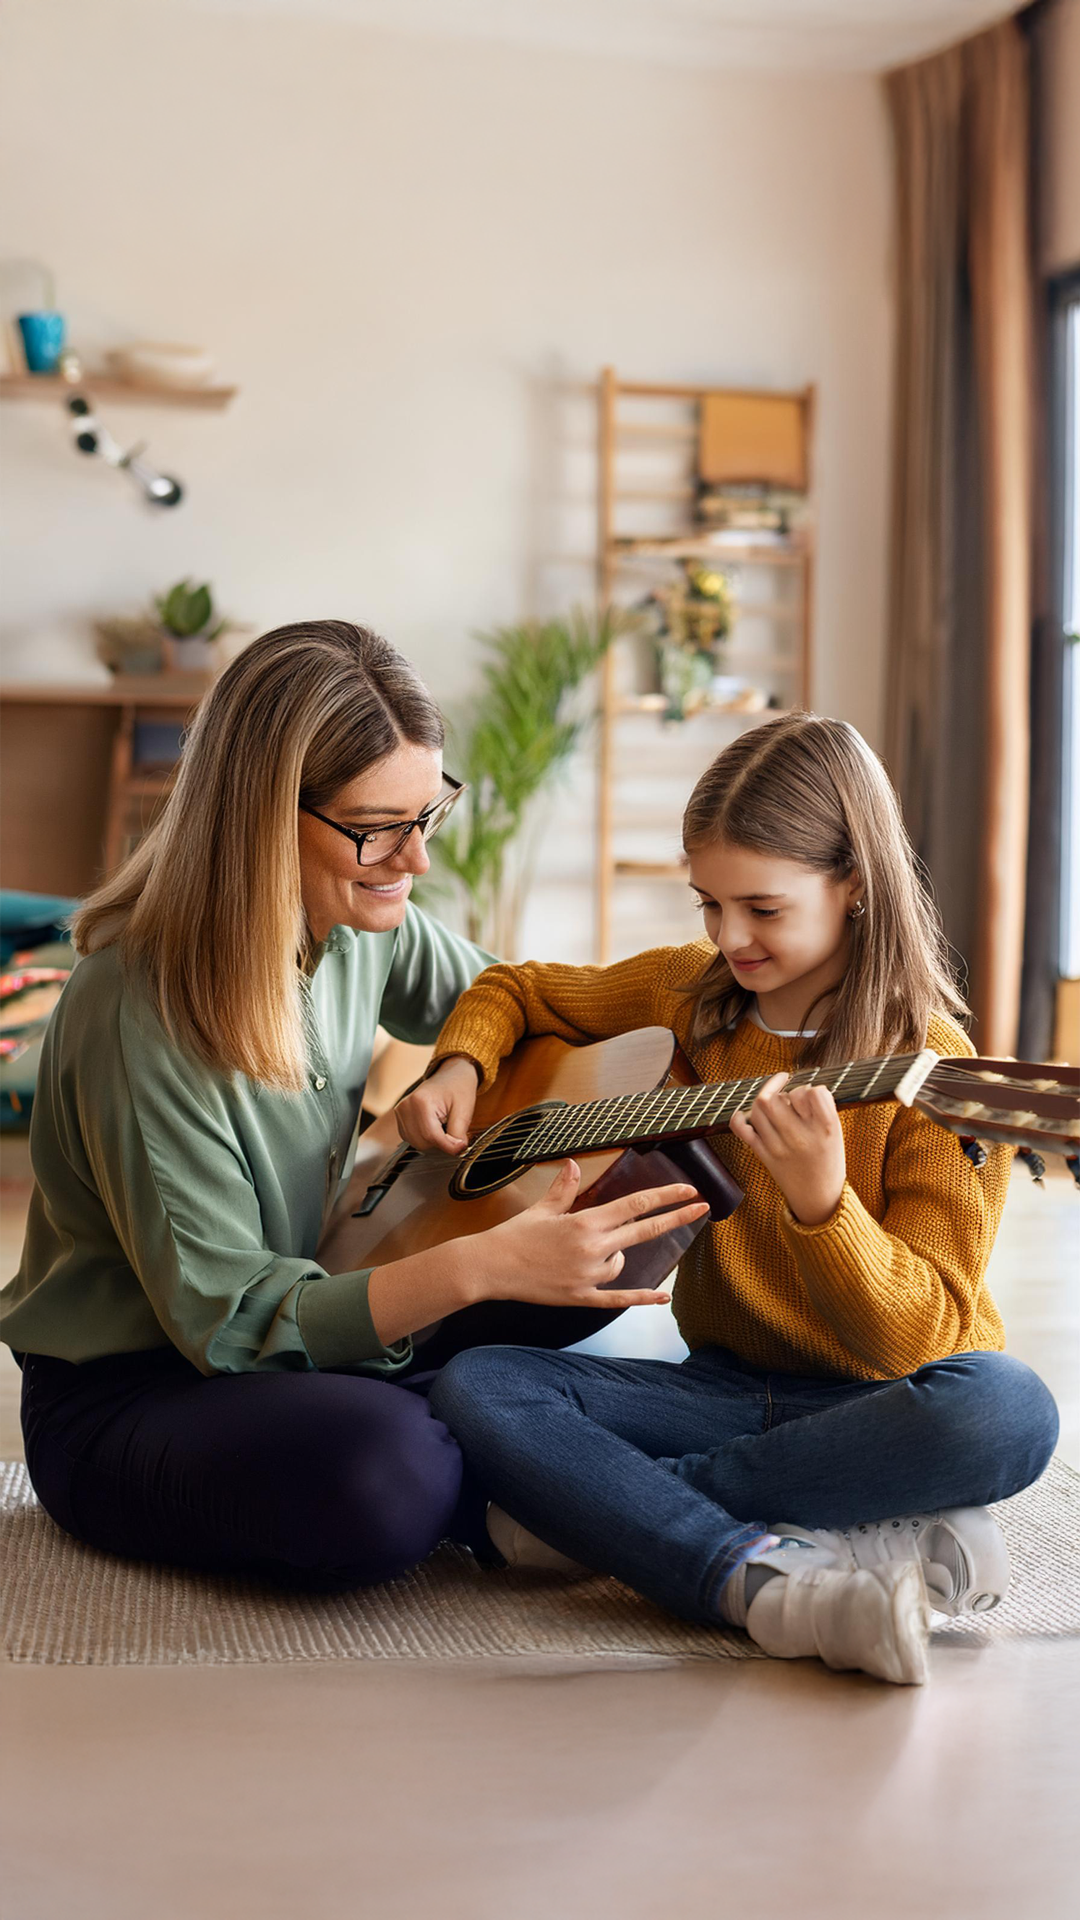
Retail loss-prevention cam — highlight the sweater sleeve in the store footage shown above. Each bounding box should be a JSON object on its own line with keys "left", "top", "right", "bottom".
{"left": 430, "top": 949, "right": 679, "bottom": 1090}
{"left": 84, "top": 1002, "right": 410, "bottom": 1378}
{"left": 779, "top": 1105, "right": 1013, "bottom": 1378}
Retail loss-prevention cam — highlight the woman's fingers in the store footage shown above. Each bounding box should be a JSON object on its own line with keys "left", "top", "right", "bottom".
{"left": 590, "top": 1181, "right": 701, "bottom": 1233}
{"left": 581, "top": 1286, "right": 673, "bottom": 1311}
{"left": 536, "top": 1160, "right": 582, "bottom": 1213}
{"left": 610, "top": 1197, "right": 710, "bottom": 1250}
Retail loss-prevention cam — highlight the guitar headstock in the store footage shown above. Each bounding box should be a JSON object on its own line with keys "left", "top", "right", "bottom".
{"left": 914, "top": 1056, "right": 1080, "bottom": 1157}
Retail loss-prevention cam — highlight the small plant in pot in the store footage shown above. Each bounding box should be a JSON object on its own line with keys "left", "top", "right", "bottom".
{"left": 95, "top": 578, "right": 235, "bottom": 677}
{"left": 156, "top": 579, "right": 229, "bottom": 671}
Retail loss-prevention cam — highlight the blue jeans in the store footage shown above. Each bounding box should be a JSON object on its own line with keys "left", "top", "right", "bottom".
{"left": 429, "top": 1345, "right": 1059, "bottom": 1626}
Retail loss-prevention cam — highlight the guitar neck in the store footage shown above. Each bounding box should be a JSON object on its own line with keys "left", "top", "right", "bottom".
{"left": 513, "top": 1051, "right": 937, "bottom": 1166}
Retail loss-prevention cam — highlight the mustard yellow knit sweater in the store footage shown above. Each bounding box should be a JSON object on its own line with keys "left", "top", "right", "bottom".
{"left": 432, "top": 941, "right": 1011, "bottom": 1382}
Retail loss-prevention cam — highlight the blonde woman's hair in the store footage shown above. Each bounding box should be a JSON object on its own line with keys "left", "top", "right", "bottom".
{"left": 681, "top": 712, "right": 968, "bottom": 1066}
{"left": 74, "top": 621, "right": 444, "bottom": 1090}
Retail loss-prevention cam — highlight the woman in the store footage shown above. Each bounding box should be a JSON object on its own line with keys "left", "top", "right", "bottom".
{"left": 3, "top": 621, "right": 700, "bottom": 1589}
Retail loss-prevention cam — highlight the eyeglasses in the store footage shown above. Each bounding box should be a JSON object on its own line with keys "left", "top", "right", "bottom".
{"left": 300, "top": 773, "right": 465, "bottom": 867}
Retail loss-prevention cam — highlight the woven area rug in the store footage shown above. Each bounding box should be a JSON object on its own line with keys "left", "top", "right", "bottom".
{"left": 2, "top": 1457, "right": 1078, "bottom": 1666}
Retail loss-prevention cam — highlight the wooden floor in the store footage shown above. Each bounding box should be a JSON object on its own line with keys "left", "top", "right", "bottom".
{"left": 2, "top": 1134, "right": 1078, "bottom": 1919}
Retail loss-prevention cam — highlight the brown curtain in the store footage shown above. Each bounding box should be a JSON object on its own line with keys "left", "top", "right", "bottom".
{"left": 884, "top": 18, "right": 1034, "bottom": 1055}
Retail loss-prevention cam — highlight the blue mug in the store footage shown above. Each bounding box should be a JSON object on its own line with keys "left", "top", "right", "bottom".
{"left": 17, "top": 311, "right": 66, "bottom": 373}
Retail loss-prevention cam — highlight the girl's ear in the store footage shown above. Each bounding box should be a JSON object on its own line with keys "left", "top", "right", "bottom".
{"left": 845, "top": 870, "right": 864, "bottom": 913}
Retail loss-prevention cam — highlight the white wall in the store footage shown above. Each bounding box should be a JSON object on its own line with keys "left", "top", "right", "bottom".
{"left": 1, "top": 0, "right": 894, "bottom": 957}
{"left": 1038, "top": 0, "right": 1080, "bottom": 273}
{"left": 0, "top": 0, "right": 893, "bottom": 712}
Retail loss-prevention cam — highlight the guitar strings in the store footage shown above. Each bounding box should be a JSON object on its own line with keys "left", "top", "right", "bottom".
{"left": 494, "top": 1062, "right": 1076, "bottom": 1160}
{"left": 462, "top": 1056, "right": 1079, "bottom": 1169}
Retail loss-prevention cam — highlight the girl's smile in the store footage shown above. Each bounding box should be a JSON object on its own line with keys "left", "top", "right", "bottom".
{"left": 688, "top": 840, "right": 862, "bottom": 1032}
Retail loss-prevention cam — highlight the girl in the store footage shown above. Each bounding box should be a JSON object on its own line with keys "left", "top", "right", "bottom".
{"left": 3, "top": 622, "right": 701, "bottom": 1589}
{"left": 399, "top": 714, "right": 1059, "bottom": 1684}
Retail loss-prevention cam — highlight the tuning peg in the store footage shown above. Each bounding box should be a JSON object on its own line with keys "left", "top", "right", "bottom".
{"left": 1016, "top": 1145, "right": 1046, "bottom": 1186}
{"left": 960, "top": 1136, "right": 988, "bottom": 1168}
{"left": 1066, "top": 1153, "right": 1080, "bottom": 1190}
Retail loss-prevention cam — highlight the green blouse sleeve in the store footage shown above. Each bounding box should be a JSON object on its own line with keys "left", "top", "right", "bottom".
{"left": 84, "top": 997, "right": 409, "bottom": 1378}
{"left": 377, "top": 904, "right": 497, "bottom": 1044}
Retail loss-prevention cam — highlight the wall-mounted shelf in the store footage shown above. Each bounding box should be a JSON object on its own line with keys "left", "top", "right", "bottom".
{"left": 0, "top": 374, "right": 237, "bottom": 409}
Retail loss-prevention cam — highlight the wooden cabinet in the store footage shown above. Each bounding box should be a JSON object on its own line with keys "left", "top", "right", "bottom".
{"left": 1, "top": 677, "right": 210, "bottom": 898}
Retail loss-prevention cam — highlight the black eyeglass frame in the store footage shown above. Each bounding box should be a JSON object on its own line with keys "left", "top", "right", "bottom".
{"left": 299, "top": 773, "right": 466, "bottom": 866}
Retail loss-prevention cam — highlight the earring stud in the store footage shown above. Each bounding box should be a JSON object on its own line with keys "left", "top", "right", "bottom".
{"left": 848, "top": 900, "right": 866, "bottom": 921}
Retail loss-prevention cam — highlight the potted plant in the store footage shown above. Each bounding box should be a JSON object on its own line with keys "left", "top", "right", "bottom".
{"left": 640, "top": 562, "right": 735, "bottom": 723}
{"left": 424, "top": 606, "right": 635, "bottom": 955}
{"left": 95, "top": 579, "right": 237, "bottom": 677}
{"left": 155, "top": 579, "right": 230, "bottom": 671}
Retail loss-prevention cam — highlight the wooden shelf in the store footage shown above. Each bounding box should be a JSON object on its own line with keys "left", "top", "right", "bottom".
{"left": 595, "top": 367, "right": 815, "bottom": 961}
{"left": 615, "top": 694, "right": 780, "bottom": 717}
{"left": 0, "top": 374, "right": 237, "bottom": 409}
{"left": 1, "top": 675, "right": 212, "bottom": 707}
{"left": 611, "top": 535, "right": 805, "bottom": 565}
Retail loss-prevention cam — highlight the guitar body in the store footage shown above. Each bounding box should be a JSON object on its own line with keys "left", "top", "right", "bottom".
{"left": 317, "top": 1028, "right": 744, "bottom": 1291}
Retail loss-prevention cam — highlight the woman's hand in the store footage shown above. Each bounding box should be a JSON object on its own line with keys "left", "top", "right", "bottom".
{"left": 729, "top": 1072, "right": 846, "bottom": 1226}
{"left": 395, "top": 1055, "right": 480, "bottom": 1154}
{"left": 464, "top": 1159, "right": 709, "bottom": 1311}
{"left": 365, "top": 1161, "right": 709, "bottom": 1345}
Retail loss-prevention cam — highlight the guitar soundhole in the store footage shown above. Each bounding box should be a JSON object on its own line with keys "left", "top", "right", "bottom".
{"left": 449, "top": 1102, "right": 567, "bottom": 1200}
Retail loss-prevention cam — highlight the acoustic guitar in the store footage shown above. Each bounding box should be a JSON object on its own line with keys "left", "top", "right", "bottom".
{"left": 317, "top": 1028, "right": 1080, "bottom": 1292}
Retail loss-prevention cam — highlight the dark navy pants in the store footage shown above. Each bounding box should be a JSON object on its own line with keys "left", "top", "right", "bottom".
{"left": 19, "top": 1300, "right": 619, "bottom": 1591}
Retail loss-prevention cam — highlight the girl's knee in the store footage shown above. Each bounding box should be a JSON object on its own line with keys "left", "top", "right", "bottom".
{"left": 912, "top": 1351, "right": 1059, "bottom": 1491}
{"left": 430, "top": 1343, "right": 534, "bottom": 1426}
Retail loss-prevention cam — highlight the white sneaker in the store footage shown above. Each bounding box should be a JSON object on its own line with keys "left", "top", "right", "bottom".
{"left": 768, "top": 1507, "right": 1010, "bottom": 1617}
{"left": 485, "top": 1503, "right": 592, "bottom": 1578}
{"left": 743, "top": 1558, "right": 930, "bottom": 1685}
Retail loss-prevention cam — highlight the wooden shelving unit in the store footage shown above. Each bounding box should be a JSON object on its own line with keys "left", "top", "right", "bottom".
{"left": 0, "top": 374, "right": 237, "bottom": 409}
{"left": 596, "top": 368, "right": 815, "bottom": 962}
{"left": 0, "top": 677, "right": 211, "bottom": 895}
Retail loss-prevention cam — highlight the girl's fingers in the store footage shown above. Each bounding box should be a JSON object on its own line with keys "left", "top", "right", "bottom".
{"left": 739, "top": 1098, "right": 785, "bottom": 1157}
{"left": 785, "top": 1085, "right": 817, "bottom": 1121}
{"left": 611, "top": 1199, "right": 710, "bottom": 1250}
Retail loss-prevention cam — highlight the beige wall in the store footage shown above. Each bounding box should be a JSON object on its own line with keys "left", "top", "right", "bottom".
{"left": 0, "top": 0, "right": 894, "bottom": 739}
{"left": 1038, "top": 0, "right": 1080, "bottom": 273}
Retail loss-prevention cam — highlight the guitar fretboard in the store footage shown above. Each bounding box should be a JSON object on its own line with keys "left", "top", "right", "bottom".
{"left": 511, "top": 1053, "right": 924, "bottom": 1165}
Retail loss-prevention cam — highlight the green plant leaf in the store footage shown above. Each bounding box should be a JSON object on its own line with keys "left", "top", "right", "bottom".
{"left": 156, "top": 579, "right": 215, "bottom": 637}
{"left": 427, "top": 605, "right": 638, "bottom": 949}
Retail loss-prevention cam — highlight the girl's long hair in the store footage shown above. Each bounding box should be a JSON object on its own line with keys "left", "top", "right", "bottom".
{"left": 681, "top": 712, "right": 968, "bottom": 1066}
{"left": 74, "top": 620, "right": 444, "bottom": 1091}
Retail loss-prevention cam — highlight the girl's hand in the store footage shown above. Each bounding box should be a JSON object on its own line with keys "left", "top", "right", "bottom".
{"left": 729, "top": 1072, "right": 846, "bottom": 1226}
{"left": 395, "top": 1055, "right": 480, "bottom": 1154}
{"left": 465, "top": 1159, "right": 709, "bottom": 1311}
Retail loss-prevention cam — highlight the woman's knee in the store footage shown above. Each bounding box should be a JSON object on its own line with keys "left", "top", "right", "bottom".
{"left": 289, "top": 1389, "right": 464, "bottom": 1589}
{"left": 909, "top": 1350, "right": 1059, "bottom": 1498}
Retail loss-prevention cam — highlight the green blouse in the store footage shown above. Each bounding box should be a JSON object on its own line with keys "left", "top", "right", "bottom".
{"left": 1, "top": 909, "right": 492, "bottom": 1375}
